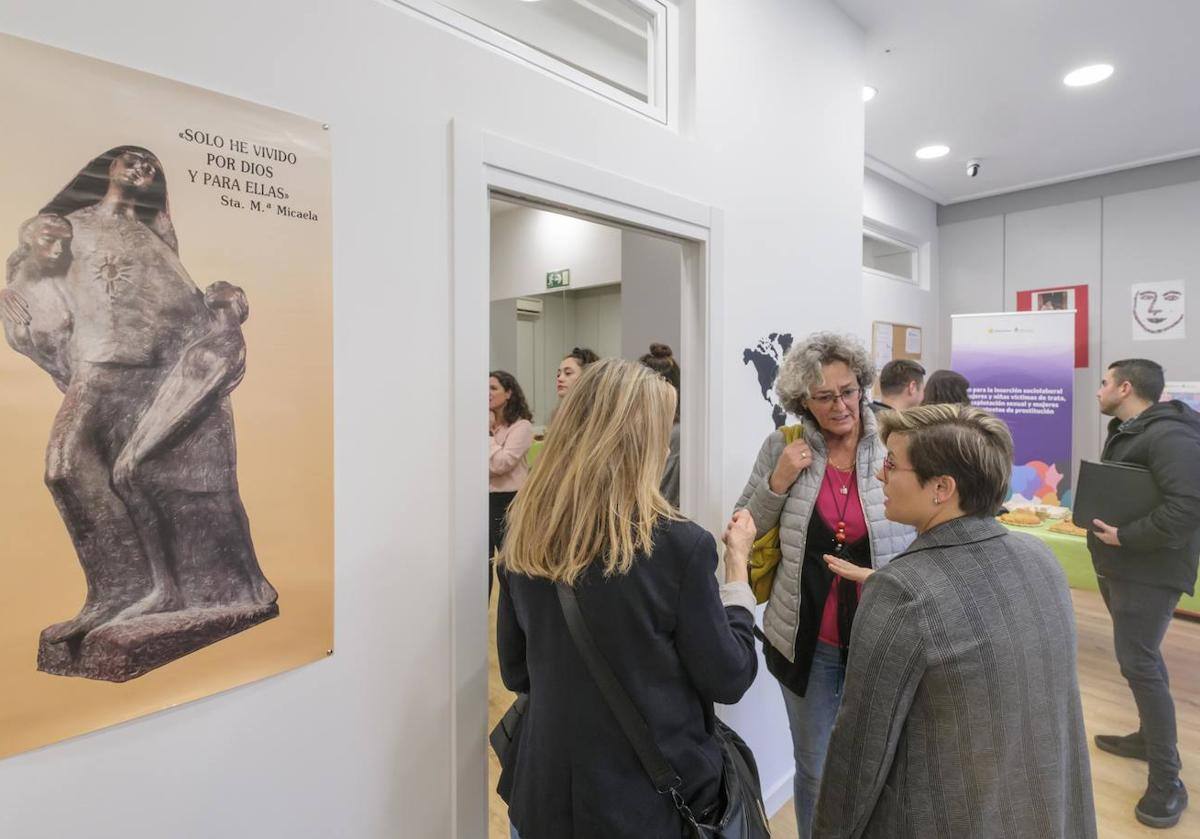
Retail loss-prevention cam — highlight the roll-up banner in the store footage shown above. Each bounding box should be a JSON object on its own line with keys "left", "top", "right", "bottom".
{"left": 951, "top": 311, "right": 1075, "bottom": 507}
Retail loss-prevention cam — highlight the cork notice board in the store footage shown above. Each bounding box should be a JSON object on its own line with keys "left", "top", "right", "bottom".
{"left": 871, "top": 321, "right": 923, "bottom": 395}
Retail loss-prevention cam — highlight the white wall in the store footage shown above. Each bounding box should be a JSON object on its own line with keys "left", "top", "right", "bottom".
{"left": 571, "top": 285, "right": 622, "bottom": 359}
{"left": 488, "top": 203, "right": 624, "bottom": 426}
{"left": 1003, "top": 200, "right": 1103, "bottom": 483}
{"left": 861, "top": 168, "right": 940, "bottom": 372}
{"left": 0, "top": 1, "right": 866, "bottom": 835}
{"left": 490, "top": 204, "right": 622, "bottom": 301}
{"left": 939, "top": 177, "right": 1200, "bottom": 469}
{"left": 621, "top": 229, "right": 683, "bottom": 362}
{"left": 937, "top": 215, "right": 1005, "bottom": 365}
{"left": 490, "top": 298, "right": 518, "bottom": 376}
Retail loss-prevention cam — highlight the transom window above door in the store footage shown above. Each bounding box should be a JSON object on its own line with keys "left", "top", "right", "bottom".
{"left": 397, "top": 0, "right": 672, "bottom": 123}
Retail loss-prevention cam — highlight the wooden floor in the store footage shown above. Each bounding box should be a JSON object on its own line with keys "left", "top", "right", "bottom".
{"left": 488, "top": 587, "right": 1198, "bottom": 838}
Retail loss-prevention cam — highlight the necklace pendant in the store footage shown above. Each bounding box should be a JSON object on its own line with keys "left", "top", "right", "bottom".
{"left": 839, "top": 485, "right": 849, "bottom": 495}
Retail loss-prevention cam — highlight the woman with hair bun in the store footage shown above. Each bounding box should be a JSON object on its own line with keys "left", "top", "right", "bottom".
{"left": 640, "top": 342, "right": 681, "bottom": 507}
{"left": 554, "top": 346, "right": 599, "bottom": 400}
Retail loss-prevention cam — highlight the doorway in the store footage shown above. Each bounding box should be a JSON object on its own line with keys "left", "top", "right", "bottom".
{"left": 450, "top": 124, "right": 724, "bottom": 838}
{"left": 485, "top": 195, "right": 689, "bottom": 835}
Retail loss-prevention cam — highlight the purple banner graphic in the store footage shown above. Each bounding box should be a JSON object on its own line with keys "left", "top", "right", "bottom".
{"left": 952, "top": 312, "right": 1075, "bottom": 506}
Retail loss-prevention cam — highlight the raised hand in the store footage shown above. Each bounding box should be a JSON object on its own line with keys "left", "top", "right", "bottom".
{"left": 769, "top": 437, "right": 813, "bottom": 494}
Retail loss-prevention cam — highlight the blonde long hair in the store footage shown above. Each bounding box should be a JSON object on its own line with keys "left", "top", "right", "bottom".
{"left": 499, "top": 357, "right": 678, "bottom": 584}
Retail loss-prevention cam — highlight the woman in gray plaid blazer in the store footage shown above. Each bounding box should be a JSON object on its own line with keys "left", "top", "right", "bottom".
{"left": 814, "top": 405, "right": 1097, "bottom": 839}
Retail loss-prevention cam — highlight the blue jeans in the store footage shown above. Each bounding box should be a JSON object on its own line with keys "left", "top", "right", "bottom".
{"left": 509, "top": 823, "right": 520, "bottom": 839}
{"left": 780, "top": 642, "right": 845, "bottom": 839}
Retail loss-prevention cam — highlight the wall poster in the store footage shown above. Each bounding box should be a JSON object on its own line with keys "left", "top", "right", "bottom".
{"left": 1162, "top": 382, "right": 1200, "bottom": 413}
{"left": 0, "top": 34, "right": 333, "bottom": 759}
{"left": 1015, "top": 284, "right": 1089, "bottom": 368}
{"left": 1131, "top": 280, "right": 1186, "bottom": 341}
{"left": 951, "top": 311, "right": 1075, "bottom": 507}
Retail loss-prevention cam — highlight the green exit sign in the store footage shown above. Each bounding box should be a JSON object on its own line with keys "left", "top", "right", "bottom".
{"left": 546, "top": 269, "right": 571, "bottom": 289}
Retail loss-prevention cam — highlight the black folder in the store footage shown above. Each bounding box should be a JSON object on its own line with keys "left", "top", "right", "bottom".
{"left": 1073, "top": 460, "right": 1162, "bottom": 529}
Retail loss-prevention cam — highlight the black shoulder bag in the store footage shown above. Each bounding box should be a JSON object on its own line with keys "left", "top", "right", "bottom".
{"left": 556, "top": 583, "right": 771, "bottom": 839}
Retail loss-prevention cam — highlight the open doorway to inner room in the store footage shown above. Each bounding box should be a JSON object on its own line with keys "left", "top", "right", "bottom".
{"left": 486, "top": 193, "right": 686, "bottom": 838}
{"left": 488, "top": 196, "right": 684, "bottom": 431}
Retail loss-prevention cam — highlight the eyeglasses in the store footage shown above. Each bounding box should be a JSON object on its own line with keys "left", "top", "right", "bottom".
{"left": 881, "top": 453, "right": 916, "bottom": 474}
{"left": 808, "top": 387, "right": 861, "bottom": 407}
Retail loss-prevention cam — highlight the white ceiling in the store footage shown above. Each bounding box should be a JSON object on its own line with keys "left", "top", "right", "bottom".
{"left": 838, "top": 0, "right": 1200, "bottom": 205}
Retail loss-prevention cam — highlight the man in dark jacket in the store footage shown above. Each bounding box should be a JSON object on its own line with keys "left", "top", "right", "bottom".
{"left": 868, "top": 358, "right": 925, "bottom": 414}
{"left": 1089, "top": 358, "right": 1200, "bottom": 829}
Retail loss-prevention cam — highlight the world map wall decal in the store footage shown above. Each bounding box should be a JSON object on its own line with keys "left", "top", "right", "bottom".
{"left": 742, "top": 332, "right": 793, "bottom": 429}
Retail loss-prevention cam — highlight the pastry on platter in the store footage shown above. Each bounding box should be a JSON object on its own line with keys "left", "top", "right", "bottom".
{"left": 1048, "top": 517, "right": 1089, "bottom": 538}
{"left": 998, "top": 510, "right": 1042, "bottom": 527}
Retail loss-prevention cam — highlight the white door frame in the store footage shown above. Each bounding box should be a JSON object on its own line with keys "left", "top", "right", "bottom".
{"left": 449, "top": 121, "right": 725, "bottom": 837}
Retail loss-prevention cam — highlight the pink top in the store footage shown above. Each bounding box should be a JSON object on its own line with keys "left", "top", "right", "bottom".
{"left": 816, "top": 464, "right": 867, "bottom": 647}
{"left": 489, "top": 419, "right": 534, "bottom": 492}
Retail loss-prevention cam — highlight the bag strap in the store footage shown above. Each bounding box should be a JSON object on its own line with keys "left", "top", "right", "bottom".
{"left": 555, "top": 583, "right": 684, "bottom": 796}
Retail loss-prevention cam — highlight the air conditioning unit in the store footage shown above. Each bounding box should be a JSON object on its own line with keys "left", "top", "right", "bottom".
{"left": 516, "top": 297, "right": 543, "bottom": 318}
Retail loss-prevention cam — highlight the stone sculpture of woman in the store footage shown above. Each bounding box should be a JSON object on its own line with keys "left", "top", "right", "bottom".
{"left": 1, "top": 146, "right": 278, "bottom": 681}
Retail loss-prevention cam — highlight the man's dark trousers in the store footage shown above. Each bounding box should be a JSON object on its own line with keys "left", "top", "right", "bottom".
{"left": 1098, "top": 575, "right": 1183, "bottom": 783}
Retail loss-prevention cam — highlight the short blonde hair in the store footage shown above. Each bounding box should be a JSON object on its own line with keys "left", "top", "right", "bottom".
{"left": 776, "top": 332, "right": 874, "bottom": 419}
{"left": 499, "top": 358, "right": 677, "bottom": 584}
{"left": 879, "top": 404, "right": 1013, "bottom": 517}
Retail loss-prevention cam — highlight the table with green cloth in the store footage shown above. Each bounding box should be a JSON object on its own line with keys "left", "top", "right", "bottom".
{"left": 1002, "top": 520, "right": 1200, "bottom": 615}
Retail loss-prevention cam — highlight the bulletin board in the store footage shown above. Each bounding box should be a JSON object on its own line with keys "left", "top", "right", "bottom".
{"left": 871, "top": 321, "right": 923, "bottom": 399}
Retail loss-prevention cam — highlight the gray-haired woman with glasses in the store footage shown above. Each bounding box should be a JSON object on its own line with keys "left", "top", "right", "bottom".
{"left": 731, "top": 332, "right": 914, "bottom": 839}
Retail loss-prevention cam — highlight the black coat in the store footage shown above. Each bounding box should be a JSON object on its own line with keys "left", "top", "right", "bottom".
{"left": 1087, "top": 399, "right": 1200, "bottom": 594}
{"left": 497, "top": 519, "right": 758, "bottom": 839}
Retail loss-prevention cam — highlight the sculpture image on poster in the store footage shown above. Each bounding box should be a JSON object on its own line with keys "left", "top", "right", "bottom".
{"left": 2, "top": 148, "right": 278, "bottom": 682}
{"left": 1, "top": 34, "right": 332, "bottom": 760}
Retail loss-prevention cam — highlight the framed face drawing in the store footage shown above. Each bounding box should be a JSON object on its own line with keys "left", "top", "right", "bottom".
{"left": 1132, "top": 281, "right": 1186, "bottom": 341}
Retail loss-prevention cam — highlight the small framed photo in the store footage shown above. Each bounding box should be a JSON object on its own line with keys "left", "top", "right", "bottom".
{"left": 1017, "top": 284, "right": 1089, "bottom": 368}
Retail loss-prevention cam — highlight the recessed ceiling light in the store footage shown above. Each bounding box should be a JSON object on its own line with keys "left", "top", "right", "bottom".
{"left": 1063, "top": 63, "right": 1114, "bottom": 87}
{"left": 862, "top": 86, "right": 877, "bottom": 103}
{"left": 915, "top": 144, "right": 950, "bottom": 160}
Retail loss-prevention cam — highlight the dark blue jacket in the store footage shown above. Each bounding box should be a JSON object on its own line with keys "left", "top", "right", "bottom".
{"left": 497, "top": 518, "right": 757, "bottom": 839}
{"left": 1088, "top": 399, "right": 1200, "bottom": 594}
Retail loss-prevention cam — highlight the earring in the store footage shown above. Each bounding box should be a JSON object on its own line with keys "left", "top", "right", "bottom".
{"left": 933, "top": 496, "right": 941, "bottom": 505}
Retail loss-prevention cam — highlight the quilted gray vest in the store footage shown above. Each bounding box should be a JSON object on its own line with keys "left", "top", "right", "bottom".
{"left": 733, "top": 406, "right": 915, "bottom": 662}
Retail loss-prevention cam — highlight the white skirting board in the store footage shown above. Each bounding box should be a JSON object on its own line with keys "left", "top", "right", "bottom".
{"left": 764, "top": 769, "right": 795, "bottom": 819}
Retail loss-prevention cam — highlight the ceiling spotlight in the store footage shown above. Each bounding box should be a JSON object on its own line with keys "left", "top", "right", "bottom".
{"left": 915, "top": 144, "right": 950, "bottom": 160}
{"left": 1063, "top": 64, "right": 1114, "bottom": 87}
{"left": 862, "top": 86, "right": 877, "bottom": 103}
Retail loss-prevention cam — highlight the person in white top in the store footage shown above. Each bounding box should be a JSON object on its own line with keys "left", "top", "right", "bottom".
{"left": 489, "top": 370, "right": 534, "bottom": 596}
